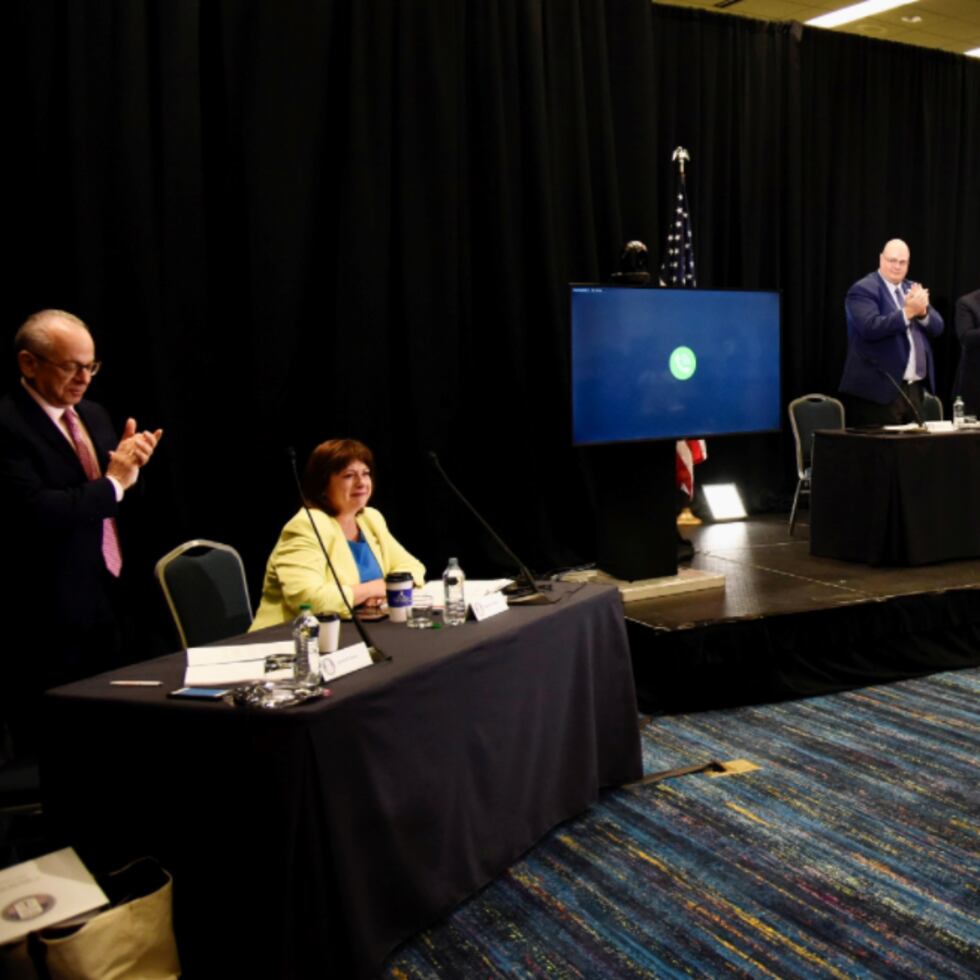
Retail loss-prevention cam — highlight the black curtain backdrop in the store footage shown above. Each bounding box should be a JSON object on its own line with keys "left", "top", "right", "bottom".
{"left": 6, "top": 1, "right": 980, "bottom": 650}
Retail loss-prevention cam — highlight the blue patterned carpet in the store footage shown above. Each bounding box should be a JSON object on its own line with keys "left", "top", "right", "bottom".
{"left": 385, "top": 668, "right": 980, "bottom": 978}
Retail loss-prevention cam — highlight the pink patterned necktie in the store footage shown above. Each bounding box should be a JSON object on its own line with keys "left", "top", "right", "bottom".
{"left": 63, "top": 408, "right": 122, "bottom": 577}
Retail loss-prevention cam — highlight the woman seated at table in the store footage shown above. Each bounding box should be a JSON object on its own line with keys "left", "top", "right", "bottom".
{"left": 250, "top": 438, "right": 425, "bottom": 627}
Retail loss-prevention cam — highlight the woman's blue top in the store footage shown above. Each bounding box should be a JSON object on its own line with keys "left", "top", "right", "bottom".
{"left": 348, "top": 534, "right": 383, "bottom": 582}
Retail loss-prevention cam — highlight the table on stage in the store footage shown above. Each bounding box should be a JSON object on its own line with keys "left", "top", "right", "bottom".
{"left": 40, "top": 582, "right": 642, "bottom": 979}
{"left": 810, "top": 428, "right": 980, "bottom": 565}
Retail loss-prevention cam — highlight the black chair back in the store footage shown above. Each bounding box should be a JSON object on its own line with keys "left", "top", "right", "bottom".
{"left": 922, "top": 392, "right": 943, "bottom": 422}
{"left": 789, "top": 395, "right": 846, "bottom": 478}
{"left": 155, "top": 540, "right": 253, "bottom": 649}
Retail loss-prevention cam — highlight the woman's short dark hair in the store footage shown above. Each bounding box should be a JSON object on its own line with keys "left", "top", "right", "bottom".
{"left": 302, "top": 438, "right": 375, "bottom": 515}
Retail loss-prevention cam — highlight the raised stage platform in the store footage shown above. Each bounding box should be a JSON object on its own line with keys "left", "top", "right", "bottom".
{"left": 627, "top": 514, "right": 980, "bottom": 712}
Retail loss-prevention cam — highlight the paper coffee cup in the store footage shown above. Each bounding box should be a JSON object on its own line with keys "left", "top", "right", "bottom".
{"left": 385, "top": 572, "right": 413, "bottom": 623}
{"left": 317, "top": 613, "right": 340, "bottom": 653}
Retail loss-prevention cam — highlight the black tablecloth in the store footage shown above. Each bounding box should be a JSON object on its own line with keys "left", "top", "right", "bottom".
{"left": 810, "top": 429, "right": 980, "bottom": 565}
{"left": 41, "top": 583, "right": 641, "bottom": 978}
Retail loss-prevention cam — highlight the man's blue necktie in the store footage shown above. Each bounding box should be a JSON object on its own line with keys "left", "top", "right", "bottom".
{"left": 897, "top": 285, "right": 926, "bottom": 380}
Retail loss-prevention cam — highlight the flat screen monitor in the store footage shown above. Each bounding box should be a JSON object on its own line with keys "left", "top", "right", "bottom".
{"left": 571, "top": 285, "right": 781, "bottom": 445}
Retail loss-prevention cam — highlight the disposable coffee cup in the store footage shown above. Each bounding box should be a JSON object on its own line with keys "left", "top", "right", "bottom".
{"left": 317, "top": 613, "right": 340, "bottom": 654}
{"left": 385, "top": 572, "right": 414, "bottom": 623}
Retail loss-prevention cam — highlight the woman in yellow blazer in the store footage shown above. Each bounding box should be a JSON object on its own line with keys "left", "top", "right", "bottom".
{"left": 251, "top": 438, "right": 425, "bottom": 627}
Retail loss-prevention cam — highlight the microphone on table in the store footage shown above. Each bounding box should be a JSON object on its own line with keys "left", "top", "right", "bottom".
{"left": 426, "top": 450, "right": 556, "bottom": 605}
{"left": 286, "top": 447, "right": 388, "bottom": 663}
{"left": 858, "top": 353, "right": 926, "bottom": 429}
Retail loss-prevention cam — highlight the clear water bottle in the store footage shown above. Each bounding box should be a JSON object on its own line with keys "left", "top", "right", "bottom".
{"left": 953, "top": 396, "right": 965, "bottom": 427}
{"left": 292, "top": 603, "right": 320, "bottom": 686}
{"left": 443, "top": 557, "right": 467, "bottom": 626}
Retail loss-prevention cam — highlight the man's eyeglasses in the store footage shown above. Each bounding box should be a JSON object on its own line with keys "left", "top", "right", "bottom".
{"left": 30, "top": 352, "right": 102, "bottom": 376}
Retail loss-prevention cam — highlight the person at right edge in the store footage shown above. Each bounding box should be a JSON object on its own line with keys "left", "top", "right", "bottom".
{"left": 951, "top": 288, "right": 980, "bottom": 415}
{"left": 839, "top": 239, "right": 944, "bottom": 426}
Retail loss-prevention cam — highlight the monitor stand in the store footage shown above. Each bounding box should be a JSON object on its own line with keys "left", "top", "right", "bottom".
{"left": 584, "top": 441, "right": 725, "bottom": 601}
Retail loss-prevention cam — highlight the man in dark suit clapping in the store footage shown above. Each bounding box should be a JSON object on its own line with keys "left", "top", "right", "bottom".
{"left": 839, "top": 239, "right": 944, "bottom": 426}
{"left": 0, "top": 310, "right": 163, "bottom": 753}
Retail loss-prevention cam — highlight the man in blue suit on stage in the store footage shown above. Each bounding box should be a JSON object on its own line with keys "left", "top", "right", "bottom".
{"left": 839, "top": 239, "right": 944, "bottom": 426}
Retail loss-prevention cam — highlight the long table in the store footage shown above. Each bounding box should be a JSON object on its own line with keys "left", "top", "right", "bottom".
{"left": 810, "top": 428, "right": 980, "bottom": 565}
{"left": 40, "top": 583, "right": 642, "bottom": 978}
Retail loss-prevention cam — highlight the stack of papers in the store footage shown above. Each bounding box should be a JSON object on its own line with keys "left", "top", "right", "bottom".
{"left": 184, "top": 639, "right": 378, "bottom": 687}
{"left": 184, "top": 640, "right": 293, "bottom": 687}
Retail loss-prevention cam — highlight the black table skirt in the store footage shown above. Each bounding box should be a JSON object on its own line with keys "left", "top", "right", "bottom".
{"left": 810, "top": 429, "right": 980, "bottom": 565}
{"left": 41, "top": 583, "right": 642, "bottom": 978}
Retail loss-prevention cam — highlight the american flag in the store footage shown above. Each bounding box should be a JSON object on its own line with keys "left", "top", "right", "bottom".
{"left": 659, "top": 148, "right": 704, "bottom": 496}
{"left": 658, "top": 168, "right": 697, "bottom": 287}
{"left": 675, "top": 437, "right": 706, "bottom": 498}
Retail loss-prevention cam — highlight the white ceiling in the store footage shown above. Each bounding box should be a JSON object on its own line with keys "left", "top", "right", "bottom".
{"left": 653, "top": 0, "right": 980, "bottom": 56}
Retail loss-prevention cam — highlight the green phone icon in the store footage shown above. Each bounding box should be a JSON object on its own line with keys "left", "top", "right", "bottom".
{"left": 669, "top": 346, "right": 697, "bottom": 381}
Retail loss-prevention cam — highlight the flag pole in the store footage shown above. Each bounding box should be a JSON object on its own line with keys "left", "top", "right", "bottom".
{"left": 659, "top": 147, "right": 697, "bottom": 289}
{"left": 659, "top": 146, "right": 705, "bottom": 519}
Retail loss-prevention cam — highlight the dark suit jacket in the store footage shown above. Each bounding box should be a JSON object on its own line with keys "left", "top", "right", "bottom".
{"left": 839, "top": 271, "right": 944, "bottom": 405}
{"left": 952, "top": 289, "right": 980, "bottom": 414}
{"left": 0, "top": 383, "right": 121, "bottom": 632}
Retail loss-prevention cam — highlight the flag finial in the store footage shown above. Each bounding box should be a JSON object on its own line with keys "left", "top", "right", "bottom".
{"left": 671, "top": 146, "right": 690, "bottom": 175}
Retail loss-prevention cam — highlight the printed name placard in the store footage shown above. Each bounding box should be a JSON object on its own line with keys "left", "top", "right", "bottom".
{"left": 470, "top": 591, "right": 509, "bottom": 622}
{"left": 320, "top": 641, "right": 375, "bottom": 681}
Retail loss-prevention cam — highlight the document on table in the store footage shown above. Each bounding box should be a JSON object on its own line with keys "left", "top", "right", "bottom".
{"left": 883, "top": 422, "right": 960, "bottom": 433}
{"left": 184, "top": 639, "right": 293, "bottom": 686}
{"left": 0, "top": 847, "right": 109, "bottom": 944}
{"left": 186, "top": 640, "right": 292, "bottom": 666}
{"left": 417, "top": 579, "right": 513, "bottom": 607}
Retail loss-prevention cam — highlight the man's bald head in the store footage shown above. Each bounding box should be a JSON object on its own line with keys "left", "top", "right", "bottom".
{"left": 879, "top": 239, "right": 910, "bottom": 285}
{"left": 15, "top": 310, "right": 91, "bottom": 359}
{"left": 15, "top": 310, "right": 98, "bottom": 408}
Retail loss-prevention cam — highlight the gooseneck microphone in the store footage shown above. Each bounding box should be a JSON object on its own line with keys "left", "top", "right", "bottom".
{"left": 286, "top": 447, "right": 388, "bottom": 663}
{"left": 427, "top": 450, "right": 556, "bottom": 605}
{"left": 858, "top": 353, "right": 925, "bottom": 429}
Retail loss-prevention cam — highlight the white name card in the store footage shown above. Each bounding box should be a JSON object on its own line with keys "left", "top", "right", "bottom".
{"left": 320, "top": 641, "right": 375, "bottom": 681}
{"left": 470, "top": 590, "right": 509, "bottom": 622}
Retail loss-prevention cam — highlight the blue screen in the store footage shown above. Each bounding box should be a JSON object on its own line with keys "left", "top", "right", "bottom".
{"left": 571, "top": 286, "right": 781, "bottom": 445}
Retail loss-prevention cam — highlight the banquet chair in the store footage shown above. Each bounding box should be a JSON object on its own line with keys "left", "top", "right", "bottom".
{"left": 155, "top": 540, "right": 253, "bottom": 649}
{"left": 788, "top": 394, "right": 845, "bottom": 535}
{"left": 922, "top": 392, "right": 943, "bottom": 421}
